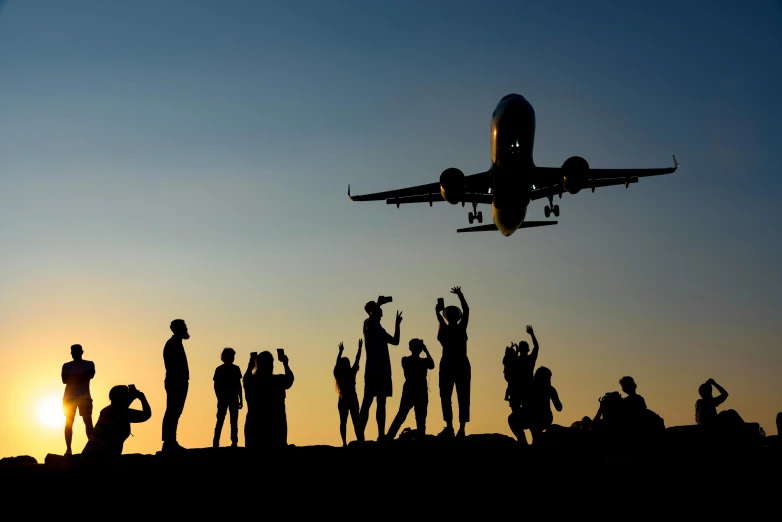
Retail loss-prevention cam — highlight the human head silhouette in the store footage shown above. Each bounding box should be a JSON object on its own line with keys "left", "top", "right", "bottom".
{"left": 443, "top": 306, "right": 461, "bottom": 325}
{"left": 535, "top": 366, "right": 552, "bottom": 383}
{"left": 518, "top": 340, "right": 530, "bottom": 356}
{"left": 336, "top": 357, "right": 351, "bottom": 373}
{"left": 581, "top": 416, "right": 592, "bottom": 431}
{"left": 170, "top": 319, "right": 190, "bottom": 340}
{"left": 70, "top": 344, "right": 84, "bottom": 361}
{"left": 409, "top": 338, "right": 425, "bottom": 356}
{"left": 255, "top": 351, "right": 274, "bottom": 375}
{"left": 221, "top": 347, "right": 235, "bottom": 364}
{"left": 365, "top": 301, "right": 383, "bottom": 321}
{"left": 698, "top": 382, "right": 713, "bottom": 399}
{"left": 108, "top": 385, "right": 134, "bottom": 408}
{"left": 619, "top": 376, "right": 637, "bottom": 395}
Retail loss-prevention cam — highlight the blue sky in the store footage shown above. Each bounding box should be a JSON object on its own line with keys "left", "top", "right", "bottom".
{"left": 1, "top": 1, "right": 781, "bottom": 457}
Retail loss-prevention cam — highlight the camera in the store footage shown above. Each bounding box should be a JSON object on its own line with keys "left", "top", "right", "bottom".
{"left": 128, "top": 384, "right": 138, "bottom": 396}
{"left": 378, "top": 295, "right": 393, "bottom": 306}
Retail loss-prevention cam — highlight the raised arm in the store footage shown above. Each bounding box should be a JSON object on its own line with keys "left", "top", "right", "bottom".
{"left": 422, "top": 344, "right": 435, "bottom": 370}
{"left": 280, "top": 354, "right": 294, "bottom": 389}
{"left": 336, "top": 342, "right": 345, "bottom": 367}
{"left": 353, "top": 339, "right": 363, "bottom": 370}
{"left": 709, "top": 379, "right": 729, "bottom": 405}
{"left": 451, "top": 287, "right": 469, "bottom": 327}
{"left": 128, "top": 392, "right": 152, "bottom": 423}
{"left": 526, "top": 325, "right": 539, "bottom": 364}
{"left": 387, "top": 311, "right": 403, "bottom": 346}
{"left": 436, "top": 300, "right": 446, "bottom": 328}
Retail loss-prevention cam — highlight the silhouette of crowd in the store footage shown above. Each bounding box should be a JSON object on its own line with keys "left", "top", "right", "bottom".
{"left": 57, "top": 287, "right": 779, "bottom": 457}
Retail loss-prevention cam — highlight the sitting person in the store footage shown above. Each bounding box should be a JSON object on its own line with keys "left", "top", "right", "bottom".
{"left": 619, "top": 376, "right": 647, "bottom": 413}
{"left": 696, "top": 378, "right": 743, "bottom": 428}
{"left": 386, "top": 339, "right": 435, "bottom": 440}
{"left": 82, "top": 385, "right": 151, "bottom": 457}
{"left": 508, "top": 366, "right": 562, "bottom": 445}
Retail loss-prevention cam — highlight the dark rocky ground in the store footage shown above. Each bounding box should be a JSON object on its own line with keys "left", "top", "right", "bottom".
{"left": 2, "top": 433, "right": 780, "bottom": 515}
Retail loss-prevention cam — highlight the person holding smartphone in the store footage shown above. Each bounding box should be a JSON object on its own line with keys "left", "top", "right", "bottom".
{"left": 436, "top": 286, "right": 471, "bottom": 438}
{"left": 358, "top": 296, "right": 402, "bottom": 441}
{"left": 82, "top": 384, "right": 151, "bottom": 457}
{"left": 242, "top": 349, "right": 294, "bottom": 448}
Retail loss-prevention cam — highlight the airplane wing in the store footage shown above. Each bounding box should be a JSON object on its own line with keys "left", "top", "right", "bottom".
{"left": 531, "top": 155, "right": 678, "bottom": 201}
{"left": 457, "top": 221, "right": 558, "bottom": 233}
{"left": 348, "top": 170, "right": 492, "bottom": 203}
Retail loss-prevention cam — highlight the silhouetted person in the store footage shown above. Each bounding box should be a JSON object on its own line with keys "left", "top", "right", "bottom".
{"left": 213, "top": 348, "right": 243, "bottom": 448}
{"left": 243, "top": 350, "right": 294, "bottom": 448}
{"left": 162, "top": 319, "right": 190, "bottom": 453}
{"left": 503, "top": 326, "right": 539, "bottom": 408}
{"left": 593, "top": 391, "right": 623, "bottom": 430}
{"left": 386, "top": 339, "right": 435, "bottom": 440}
{"left": 358, "top": 297, "right": 402, "bottom": 440}
{"left": 696, "top": 378, "right": 743, "bottom": 428}
{"left": 580, "top": 416, "right": 592, "bottom": 432}
{"left": 82, "top": 385, "right": 151, "bottom": 457}
{"left": 778, "top": 412, "right": 782, "bottom": 436}
{"left": 243, "top": 352, "right": 258, "bottom": 446}
{"left": 619, "top": 376, "right": 647, "bottom": 418}
{"left": 508, "top": 367, "right": 562, "bottom": 445}
{"left": 62, "top": 344, "right": 95, "bottom": 456}
{"left": 436, "top": 286, "right": 471, "bottom": 438}
{"left": 334, "top": 340, "right": 362, "bottom": 447}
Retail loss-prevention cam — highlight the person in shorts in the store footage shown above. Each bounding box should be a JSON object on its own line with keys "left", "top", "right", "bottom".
{"left": 62, "top": 344, "right": 96, "bottom": 456}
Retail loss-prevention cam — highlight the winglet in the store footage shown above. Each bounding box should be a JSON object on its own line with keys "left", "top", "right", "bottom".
{"left": 672, "top": 155, "right": 679, "bottom": 169}
{"left": 348, "top": 184, "right": 352, "bottom": 201}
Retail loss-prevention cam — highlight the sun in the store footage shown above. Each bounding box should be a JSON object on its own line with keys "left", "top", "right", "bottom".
{"left": 38, "top": 397, "right": 64, "bottom": 428}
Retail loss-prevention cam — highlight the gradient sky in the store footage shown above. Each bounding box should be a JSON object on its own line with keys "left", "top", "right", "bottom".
{"left": 1, "top": 0, "right": 781, "bottom": 461}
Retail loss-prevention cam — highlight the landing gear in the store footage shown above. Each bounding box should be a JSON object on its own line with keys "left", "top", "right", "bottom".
{"left": 544, "top": 195, "right": 560, "bottom": 218}
{"left": 467, "top": 200, "right": 483, "bottom": 224}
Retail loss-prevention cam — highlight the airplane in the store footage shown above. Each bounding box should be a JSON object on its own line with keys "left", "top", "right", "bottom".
{"left": 348, "top": 93, "right": 678, "bottom": 236}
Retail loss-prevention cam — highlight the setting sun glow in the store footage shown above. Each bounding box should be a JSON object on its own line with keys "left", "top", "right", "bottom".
{"left": 38, "top": 397, "right": 64, "bottom": 428}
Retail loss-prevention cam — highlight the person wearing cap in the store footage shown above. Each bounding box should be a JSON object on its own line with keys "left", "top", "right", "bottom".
{"left": 62, "top": 344, "right": 96, "bottom": 456}
{"left": 436, "top": 286, "right": 471, "bottom": 438}
{"left": 358, "top": 296, "right": 402, "bottom": 441}
{"left": 386, "top": 338, "right": 435, "bottom": 440}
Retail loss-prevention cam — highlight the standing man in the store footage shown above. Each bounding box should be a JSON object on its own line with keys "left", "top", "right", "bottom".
{"left": 358, "top": 296, "right": 402, "bottom": 441}
{"left": 62, "top": 344, "right": 95, "bottom": 456}
{"left": 436, "top": 286, "right": 471, "bottom": 438}
{"left": 162, "top": 319, "right": 190, "bottom": 453}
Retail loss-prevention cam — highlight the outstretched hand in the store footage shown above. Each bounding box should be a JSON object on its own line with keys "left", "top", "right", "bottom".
{"left": 526, "top": 325, "right": 534, "bottom": 336}
{"left": 279, "top": 353, "right": 290, "bottom": 365}
{"left": 338, "top": 342, "right": 344, "bottom": 353}
{"left": 358, "top": 339, "right": 363, "bottom": 349}
{"left": 450, "top": 286, "right": 462, "bottom": 296}
{"left": 508, "top": 342, "right": 519, "bottom": 352}
{"left": 396, "top": 311, "right": 403, "bottom": 324}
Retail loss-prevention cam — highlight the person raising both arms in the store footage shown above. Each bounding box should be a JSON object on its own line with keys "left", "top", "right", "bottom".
{"left": 436, "top": 286, "right": 471, "bottom": 438}
{"left": 334, "top": 340, "right": 363, "bottom": 446}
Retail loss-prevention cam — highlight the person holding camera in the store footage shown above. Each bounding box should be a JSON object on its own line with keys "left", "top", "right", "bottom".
{"left": 243, "top": 350, "right": 294, "bottom": 448}
{"left": 82, "top": 384, "right": 151, "bottom": 457}
{"left": 358, "top": 296, "right": 402, "bottom": 441}
{"left": 62, "top": 344, "right": 96, "bottom": 456}
{"left": 436, "top": 286, "right": 471, "bottom": 438}
{"left": 696, "top": 378, "right": 743, "bottom": 428}
{"left": 385, "top": 339, "right": 435, "bottom": 440}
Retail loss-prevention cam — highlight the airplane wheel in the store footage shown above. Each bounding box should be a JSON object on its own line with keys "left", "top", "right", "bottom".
{"left": 477, "top": 211, "right": 483, "bottom": 224}
{"left": 553, "top": 205, "right": 560, "bottom": 217}
{"left": 544, "top": 206, "right": 551, "bottom": 218}
{"left": 468, "top": 212, "right": 474, "bottom": 224}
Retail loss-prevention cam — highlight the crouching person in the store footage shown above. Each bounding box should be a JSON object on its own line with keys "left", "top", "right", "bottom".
{"left": 386, "top": 339, "right": 434, "bottom": 440}
{"left": 82, "top": 385, "right": 151, "bottom": 458}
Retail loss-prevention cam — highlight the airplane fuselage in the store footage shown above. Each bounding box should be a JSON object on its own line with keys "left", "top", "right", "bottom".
{"left": 489, "top": 94, "right": 536, "bottom": 236}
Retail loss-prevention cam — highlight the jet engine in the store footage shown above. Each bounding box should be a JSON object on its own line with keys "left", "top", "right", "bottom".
{"left": 439, "top": 168, "right": 465, "bottom": 204}
{"left": 562, "top": 156, "right": 590, "bottom": 194}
